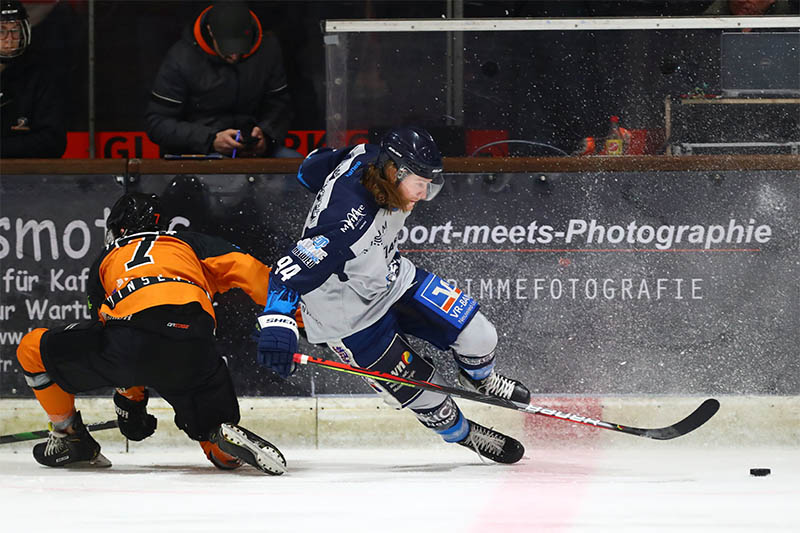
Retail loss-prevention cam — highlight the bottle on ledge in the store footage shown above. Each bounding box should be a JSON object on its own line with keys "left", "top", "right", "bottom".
{"left": 604, "top": 115, "right": 626, "bottom": 156}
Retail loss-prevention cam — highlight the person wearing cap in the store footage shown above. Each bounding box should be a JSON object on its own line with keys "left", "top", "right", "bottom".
{"left": 145, "top": 2, "right": 296, "bottom": 158}
{"left": 0, "top": 0, "right": 66, "bottom": 158}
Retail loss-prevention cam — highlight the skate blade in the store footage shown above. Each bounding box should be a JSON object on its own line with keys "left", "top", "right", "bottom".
{"left": 64, "top": 452, "right": 112, "bottom": 469}
{"left": 220, "top": 425, "right": 287, "bottom": 475}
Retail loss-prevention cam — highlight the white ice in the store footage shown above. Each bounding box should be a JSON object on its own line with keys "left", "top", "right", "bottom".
{"left": 1, "top": 444, "right": 797, "bottom": 532}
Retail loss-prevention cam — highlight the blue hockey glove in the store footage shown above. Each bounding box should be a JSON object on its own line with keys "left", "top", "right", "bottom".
{"left": 257, "top": 263, "right": 302, "bottom": 378}
{"left": 256, "top": 314, "right": 298, "bottom": 378}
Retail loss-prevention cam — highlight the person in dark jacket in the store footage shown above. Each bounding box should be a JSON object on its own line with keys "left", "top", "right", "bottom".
{"left": 145, "top": 2, "right": 296, "bottom": 158}
{"left": 0, "top": 0, "right": 66, "bottom": 158}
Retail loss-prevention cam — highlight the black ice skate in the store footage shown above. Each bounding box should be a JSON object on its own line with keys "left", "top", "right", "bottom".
{"left": 211, "top": 423, "right": 287, "bottom": 475}
{"left": 33, "top": 412, "right": 112, "bottom": 468}
{"left": 456, "top": 420, "right": 524, "bottom": 464}
{"left": 458, "top": 369, "right": 531, "bottom": 404}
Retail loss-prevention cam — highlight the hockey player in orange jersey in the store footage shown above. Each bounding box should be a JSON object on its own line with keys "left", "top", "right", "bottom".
{"left": 16, "top": 192, "right": 286, "bottom": 474}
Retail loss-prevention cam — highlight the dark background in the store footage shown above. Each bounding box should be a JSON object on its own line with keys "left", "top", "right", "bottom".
{"left": 24, "top": 0, "right": 800, "bottom": 155}
{"left": 1, "top": 169, "right": 797, "bottom": 398}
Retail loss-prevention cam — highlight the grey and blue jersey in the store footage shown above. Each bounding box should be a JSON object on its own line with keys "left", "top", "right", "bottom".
{"left": 268, "top": 143, "right": 417, "bottom": 344}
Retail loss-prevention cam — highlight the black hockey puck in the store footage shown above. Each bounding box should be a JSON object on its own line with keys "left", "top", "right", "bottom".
{"left": 750, "top": 468, "right": 771, "bottom": 477}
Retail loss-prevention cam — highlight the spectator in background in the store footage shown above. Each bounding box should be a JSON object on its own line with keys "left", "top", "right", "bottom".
{"left": 23, "top": 0, "right": 86, "bottom": 130}
{"left": 0, "top": 0, "right": 65, "bottom": 158}
{"left": 145, "top": 1, "right": 298, "bottom": 158}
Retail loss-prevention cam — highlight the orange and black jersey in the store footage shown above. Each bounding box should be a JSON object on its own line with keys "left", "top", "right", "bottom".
{"left": 87, "top": 230, "right": 270, "bottom": 324}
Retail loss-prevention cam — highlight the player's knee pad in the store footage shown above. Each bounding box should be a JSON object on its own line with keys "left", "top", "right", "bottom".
{"left": 17, "top": 328, "right": 53, "bottom": 390}
{"left": 412, "top": 396, "right": 469, "bottom": 443}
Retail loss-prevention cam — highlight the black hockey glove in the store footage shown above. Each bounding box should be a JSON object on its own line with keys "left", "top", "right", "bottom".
{"left": 114, "top": 389, "right": 157, "bottom": 441}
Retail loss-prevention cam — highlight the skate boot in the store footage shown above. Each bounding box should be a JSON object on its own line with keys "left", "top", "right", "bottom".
{"left": 458, "top": 369, "right": 531, "bottom": 404}
{"left": 33, "top": 412, "right": 112, "bottom": 468}
{"left": 456, "top": 419, "right": 524, "bottom": 464}
{"left": 200, "top": 440, "right": 243, "bottom": 470}
{"left": 210, "top": 423, "right": 287, "bottom": 475}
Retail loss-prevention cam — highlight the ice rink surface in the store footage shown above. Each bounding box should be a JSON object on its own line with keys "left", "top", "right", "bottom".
{"left": 1, "top": 444, "right": 797, "bottom": 532}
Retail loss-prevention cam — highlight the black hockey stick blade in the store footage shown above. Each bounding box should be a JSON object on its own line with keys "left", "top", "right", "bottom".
{"left": 0, "top": 419, "right": 119, "bottom": 445}
{"left": 294, "top": 353, "right": 720, "bottom": 441}
{"left": 595, "top": 398, "right": 720, "bottom": 440}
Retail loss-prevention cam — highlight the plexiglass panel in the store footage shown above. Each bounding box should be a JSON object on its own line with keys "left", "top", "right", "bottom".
{"left": 326, "top": 24, "right": 800, "bottom": 156}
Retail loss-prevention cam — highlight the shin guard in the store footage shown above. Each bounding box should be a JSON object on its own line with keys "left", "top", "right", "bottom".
{"left": 412, "top": 396, "right": 469, "bottom": 443}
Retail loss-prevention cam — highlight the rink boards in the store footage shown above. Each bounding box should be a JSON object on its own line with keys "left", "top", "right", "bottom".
{"left": 2, "top": 394, "right": 798, "bottom": 449}
{"left": 0, "top": 170, "right": 798, "bottom": 399}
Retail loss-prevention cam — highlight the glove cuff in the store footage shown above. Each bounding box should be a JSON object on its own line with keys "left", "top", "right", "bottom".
{"left": 115, "top": 387, "right": 149, "bottom": 404}
{"left": 114, "top": 389, "right": 149, "bottom": 421}
{"left": 257, "top": 314, "right": 299, "bottom": 339}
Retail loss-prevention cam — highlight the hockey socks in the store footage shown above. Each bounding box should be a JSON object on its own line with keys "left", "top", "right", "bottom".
{"left": 438, "top": 411, "right": 470, "bottom": 443}
{"left": 414, "top": 396, "right": 470, "bottom": 442}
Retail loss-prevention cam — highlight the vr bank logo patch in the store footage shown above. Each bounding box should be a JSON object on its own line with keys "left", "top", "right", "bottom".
{"left": 415, "top": 273, "right": 478, "bottom": 327}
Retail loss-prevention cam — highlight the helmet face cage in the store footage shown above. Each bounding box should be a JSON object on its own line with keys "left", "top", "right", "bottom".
{"left": 0, "top": 1, "right": 31, "bottom": 59}
{"left": 105, "top": 193, "right": 162, "bottom": 244}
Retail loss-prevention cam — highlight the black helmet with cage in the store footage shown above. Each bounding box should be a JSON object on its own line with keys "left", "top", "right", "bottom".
{"left": 377, "top": 126, "right": 444, "bottom": 201}
{"left": 105, "top": 193, "right": 162, "bottom": 243}
{"left": 0, "top": 1, "right": 31, "bottom": 61}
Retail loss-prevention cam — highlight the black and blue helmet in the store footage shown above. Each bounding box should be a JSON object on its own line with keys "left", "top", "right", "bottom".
{"left": 377, "top": 126, "right": 444, "bottom": 200}
{"left": 378, "top": 126, "right": 443, "bottom": 180}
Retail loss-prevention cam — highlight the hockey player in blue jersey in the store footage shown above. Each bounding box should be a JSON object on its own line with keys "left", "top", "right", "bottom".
{"left": 256, "top": 126, "right": 530, "bottom": 463}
